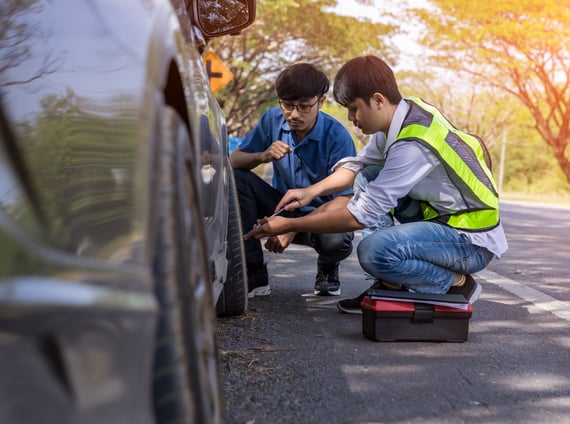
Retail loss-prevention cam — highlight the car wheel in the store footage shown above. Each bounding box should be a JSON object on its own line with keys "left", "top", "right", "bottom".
{"left": 216, "top": 167, "right": 248, "bottom": 317}
{"left": 152, "top": 106, "right": 223, "bottom": 424}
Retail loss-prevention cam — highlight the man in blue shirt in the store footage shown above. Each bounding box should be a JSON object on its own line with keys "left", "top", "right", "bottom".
{"left": 231, "top": 62, "right": 356, "bottom": 298}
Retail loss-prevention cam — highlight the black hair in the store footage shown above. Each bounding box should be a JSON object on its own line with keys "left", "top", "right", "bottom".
{"left": 333, "top": 56, "right": 402, "bottom": 106}
{"left": 275, "top": 63, "right": 330, "bottom": 100}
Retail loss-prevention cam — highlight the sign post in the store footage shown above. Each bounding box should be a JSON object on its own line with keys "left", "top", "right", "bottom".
{"left": 203, "top": 51, "right": 234, "bottom": 93}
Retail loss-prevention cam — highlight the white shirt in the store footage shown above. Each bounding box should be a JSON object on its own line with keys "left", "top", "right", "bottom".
{"left": 334, "top": 100, "right": 508, "bottom": 258}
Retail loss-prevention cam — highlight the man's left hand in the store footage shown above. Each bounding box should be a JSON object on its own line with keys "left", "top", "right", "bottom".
{"left": 264, "top": 232, "right": 296, "bottom": 253}
{"left": 243, "top": 216, "right": 288, "bottom": 240}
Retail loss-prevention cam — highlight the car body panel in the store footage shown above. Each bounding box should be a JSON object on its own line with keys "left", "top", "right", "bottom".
{"left": 0, "top": 0, "right": 254, "bottom": 422}
{"left": 1, "top": 0, "right": 232, "bottom": 288}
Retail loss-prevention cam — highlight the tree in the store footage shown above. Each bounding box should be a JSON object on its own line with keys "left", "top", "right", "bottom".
{"left": 209, "top": 0, "right": 396, "bottom": 137}
{"left": 397, "top": 70, "right": 517, "bottom": 151}
{"left": 0, "top": 0, "right": 62, "bottom": 89}
{"left": 409, "top": 0, "right": 570, "bottom": 185}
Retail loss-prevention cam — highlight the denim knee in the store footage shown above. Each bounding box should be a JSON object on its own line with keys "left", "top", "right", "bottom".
{"left": 356, "top": 232, "right": 396, "bottom": 276}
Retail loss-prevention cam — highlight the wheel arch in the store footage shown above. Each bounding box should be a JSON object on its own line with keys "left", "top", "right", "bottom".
{"left": 163, "top": 60, "right": 191, "bottom": 133}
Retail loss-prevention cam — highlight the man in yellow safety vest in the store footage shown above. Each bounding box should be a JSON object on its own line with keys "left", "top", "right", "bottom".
{"left": 245, "top": 55, "right": 508, "bottom": 314}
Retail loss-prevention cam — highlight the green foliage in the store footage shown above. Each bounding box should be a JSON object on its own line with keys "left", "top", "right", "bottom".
{"left": 396, "top": 69, "right": 569, "bottom": 195}
{"left": 207, "top": 0, "right": 570, "bottom": 197}
{"left": 210, "top": 0, "right": 396, "bottom": 136}
{"left": 321, "top": 100, "right": 367, "bottom": 150}
{"left": 408, "top": 0, "right": 570, "bottom": 186}
{"left": 498, "top": 134, "right": 570, "bottom": 196}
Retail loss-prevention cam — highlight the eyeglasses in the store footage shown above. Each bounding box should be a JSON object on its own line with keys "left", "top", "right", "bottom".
{"left": 279, "top": 99, "right": 320, "bottom": 113}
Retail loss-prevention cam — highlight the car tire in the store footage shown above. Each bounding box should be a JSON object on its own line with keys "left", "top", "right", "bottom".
{"left": 216, "top": 167, "right": 248, "bottom": 317}
{"left": 152, "top": 106, "right": 223, "bottom": 424}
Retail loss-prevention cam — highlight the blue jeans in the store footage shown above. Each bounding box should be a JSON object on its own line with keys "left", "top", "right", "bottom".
{"left": 354, "top": 166, "right": 493, "bottom": 294}
{"left": 357, "top": 222, "right": 492, "bottom": 293}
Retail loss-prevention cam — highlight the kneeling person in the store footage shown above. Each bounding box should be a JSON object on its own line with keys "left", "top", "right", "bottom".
{"left": 231, "top": 62, "right": 356, "bottom": 297}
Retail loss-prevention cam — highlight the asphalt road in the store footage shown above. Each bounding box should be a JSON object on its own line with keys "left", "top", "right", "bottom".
{"left": 217, "top": 201, "right": 570, "bottom": 424}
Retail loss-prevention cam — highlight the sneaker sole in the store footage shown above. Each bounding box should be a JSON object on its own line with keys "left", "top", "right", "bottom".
{"left": 314, "top": 288, "right": 341, "bottom": 296}
{"left": 447, "top": 275, "right": 482, "bottom": 304}
{"left": 469, "top": 281, "right": 482, "bottom": 303}
{"left": 336, "top": 301, "right": 362, "bottom": 315}
{"left": 248, "top": 285, "right": 271, "bottom": 298}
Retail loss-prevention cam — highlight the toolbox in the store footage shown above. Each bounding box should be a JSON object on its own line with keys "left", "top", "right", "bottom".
{"left": 361, "top": 289, "right": 473, "bottom": 342}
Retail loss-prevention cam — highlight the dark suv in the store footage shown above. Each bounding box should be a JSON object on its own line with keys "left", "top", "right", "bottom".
{"left": 0, "top": 0, "right": 254, "bottom": 423}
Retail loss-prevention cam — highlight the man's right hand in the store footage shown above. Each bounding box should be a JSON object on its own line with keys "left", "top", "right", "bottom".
{"left": 262, "top": 140, "right": 293, "bottom": 163}
{"left": 276, "top": 187, "right": 315, "bottom": 212}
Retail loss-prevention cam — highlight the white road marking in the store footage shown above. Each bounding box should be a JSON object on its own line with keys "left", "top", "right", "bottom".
{"left": 477, "top": 269, "right": 570, "bottom": 322}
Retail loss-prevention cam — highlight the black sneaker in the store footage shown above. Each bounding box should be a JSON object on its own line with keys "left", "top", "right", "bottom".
{"left": 314, "top": 264, "right": 341, "bottom": 296}
{"left": 447, "top": 274, "right": 482, "bottom": 303}
{"left": 337, "top": 280, "right": 407, "bottom": 315}
{"left": 247, "top": 263, "right": 270, "bottom": 298}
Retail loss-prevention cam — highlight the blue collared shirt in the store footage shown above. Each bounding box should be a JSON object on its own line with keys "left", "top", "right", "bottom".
{"left": 240, "top": 107, "right": 356, "bottom": 211}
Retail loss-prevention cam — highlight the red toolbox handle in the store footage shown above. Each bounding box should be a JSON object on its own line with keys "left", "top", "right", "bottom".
{"left": 412, "top": 303, "right": 435, "bottom": 323}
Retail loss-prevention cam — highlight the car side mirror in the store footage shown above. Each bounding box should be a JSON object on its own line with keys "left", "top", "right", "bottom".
{"left": 193, "top": 0, "right": 256, "bottom": 38}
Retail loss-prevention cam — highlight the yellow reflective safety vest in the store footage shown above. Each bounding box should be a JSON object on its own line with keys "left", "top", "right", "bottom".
{"left": 391, "top": 97, "right": 500, "bottom": 231}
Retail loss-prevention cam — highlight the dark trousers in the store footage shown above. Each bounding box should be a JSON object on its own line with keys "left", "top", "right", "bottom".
{"left": 233, "top": 168, "right": 354, "bottom": 270}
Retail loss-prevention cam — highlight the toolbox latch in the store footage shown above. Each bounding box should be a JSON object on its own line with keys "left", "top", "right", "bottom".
{"left": 412, "top": 303, "right": 435, "bottom": 323}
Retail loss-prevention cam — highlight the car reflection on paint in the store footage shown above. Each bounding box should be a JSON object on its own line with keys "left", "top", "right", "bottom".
{"left": 0, "top": 0, "right": 255, "bottom": 423}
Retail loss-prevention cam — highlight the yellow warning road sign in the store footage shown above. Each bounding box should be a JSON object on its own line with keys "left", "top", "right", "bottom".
{"left": 203, "top": 51, "right": 234, "bottom": 93}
